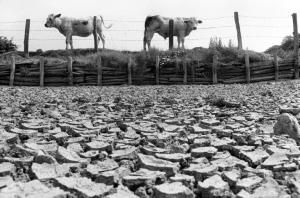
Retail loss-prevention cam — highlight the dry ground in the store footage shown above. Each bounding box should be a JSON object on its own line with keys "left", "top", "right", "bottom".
{"left": 0, "top": 80, "right": 300, "bottom": 197}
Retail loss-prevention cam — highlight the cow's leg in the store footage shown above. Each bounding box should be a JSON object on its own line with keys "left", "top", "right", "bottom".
{"left": 96, "top": 25, "right": 105, "bottom": 49}
{"left": 177, "top": 36, "right": 181, "bottom": 49}
{"left": 144, "top": 30, "right": 154, "bottom": 51}
{"left": 181, "top": 38, "right": 185, "bottom": 49}
{"left": 65, "top": 38, "right": 69, "bottom": 50}
{"left": 99, "top": 33, "right": 105, "bottom": 49}
{"left": 70, "top": 36, "right": 74, "bottom": 51}
{"left": 65, "top": 34, "right": 72, "bottom": 50}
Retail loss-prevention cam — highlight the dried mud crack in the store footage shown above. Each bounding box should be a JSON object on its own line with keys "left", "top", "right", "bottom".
{"left": 1, "top": 81, "right": 300, "bottom": 197}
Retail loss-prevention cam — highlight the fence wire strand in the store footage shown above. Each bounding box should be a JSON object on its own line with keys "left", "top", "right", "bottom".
{"left": 0, "top": 14, "right": 295, "bottom": 50}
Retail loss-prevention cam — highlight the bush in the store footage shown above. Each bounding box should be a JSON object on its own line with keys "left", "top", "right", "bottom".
{"left": 0, "top": 36, "right": 17, "bottom": 53}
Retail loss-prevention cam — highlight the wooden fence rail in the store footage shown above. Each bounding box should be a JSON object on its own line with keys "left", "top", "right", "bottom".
{"left": 3, "top": 54, "right": 298, "bottom": 87}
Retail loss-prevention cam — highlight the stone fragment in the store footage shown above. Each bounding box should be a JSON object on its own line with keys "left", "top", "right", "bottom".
{"left": 86, "top": 141, "right": 112, "bottom": 153}
{"left": 9, "top": 128, "right": 38, "bottom": 139}
{"left": 79, "top": 150, "right": 99, "bottom": 159}
{"left": 86, "top": 159, "right": 119, "bottom": 176}
{"left": 54, "top": 177, "right": 113, "bottom": 197}
{"left": 236, "top": 175, "right": 263, "bottom": 192}
{"left": 0, "top": 130, "right": 19, "bottom": 144}
{"left": 122, "top": 168, "right": 166, "bottom": 188}
{"left": 31, "top": 163, "right": 79, "bottom": 180}
{"left": 106, "top": 185, "right": 139, "bottom": 198}
{"left": 94, "top": 167, "right": 131, "bottom": 186}
{"left": 0, "top": 176, "right": 14, "bottom": 188}
{"left": 279, "top": 105, "right": 300, "bottom": 115}
{"left": 251, "top": 177, "right": 290, "bottom": 198}
{"left": 155, "top": 153, "right": 190, "bottom": 163}
{"left": 183, "top": 163, "right": 218, "bottom": 181}
{"left": 0, "top": 180, "right": 67, "bottom": 198}
{"left": 140, "top": 146, "right": 167, "bottom": 156}
{"left": 222, "top": 169, "right": 241, "bottom": 186}
{"left": 170, "top": 174, "right": 195, "bottom": 188}
{"left": 201, "top": 119, "right": 220, "bottom": 126}
{"left": 197, "top": 175, "right": 231, "bottom": 198}
{"left": 56, "top": 146, "right": 88, "bottom": 163}
{"left": 110, "top": 147, "right": 137, "bottom": 161}
{"left": 0, "top": 162, "right": 15, "bottom": 177}
{"left": 239, "top": 148, "right": 269, "bottom": 166}
{"left": 211, "top": 156, "right": 248, "bottom": 171}
{"left": 35, "top": 150, "right": 57, "bottom": 164}
{"left": 274, "top": 113, "right": 300, "bottom": 141}
{"left": 191, "top": 137, "right": 211, "bottom": 148}
{"left": 137, "top": 154, "right": 179, "bottom": 177}
{"left": 191, "top": 147, "right": 217, "bottom": 158}
{"left": 189, "top": 125, "right": 210, "bottom": 134}
{"left": 261, "top": 153, "right": 289, "bottom": 169}
{"left": 153, "top": 182, "right": 194, "bottom": 198}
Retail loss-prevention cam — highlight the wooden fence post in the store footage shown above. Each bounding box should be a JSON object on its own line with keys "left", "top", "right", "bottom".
{"left": 234, "top": 12, "right": 243, "bottom": 50}
{"left": 9, "top": 56, "right": 15, "bottom": 86}
{"left": 156, "top": 56, "right": 160, "bottom": 85}
{"left": 183, "top": 58, "right": 187, "bottom": 84}
{"left": 292, "top": 13, "right": 299, "bottom": 79}
{"left": 169, "top": 19, "right": 174, "bottom": 50}
{"left": 93, "top": 16, "right": 98, "bottom": 53}
{"left": 128, "top": 56, "right": 132, "bottom": 85}
{"left": 39, "top": 57, "right": 44, "bottom": 87}
{"left": 245, "top": 51, "right": 250, "bottom": 83}
{"left": 97, "top": 55, "right": 102, "bottom": 86}
{"left": 273, "top": 54, "right": 279, "bottom": 81}
{"left": 175, "top": 56, "right": 179, "bottom": 73}
{"left": 67, "top": 56, "right": 73, "bottom": 86}
{"left": 24, "top": 19, "right": 30, "bottom": 58}
{"left": 191, "top": 63, "right": 195, "bottom": 84}
{"left": 212, "top": 54, "right": 218, "bottom": 84}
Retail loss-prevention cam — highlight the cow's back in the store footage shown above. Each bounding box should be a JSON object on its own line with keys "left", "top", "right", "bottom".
{"left": 60, "top": 17, "right": 94, "bottom": 37}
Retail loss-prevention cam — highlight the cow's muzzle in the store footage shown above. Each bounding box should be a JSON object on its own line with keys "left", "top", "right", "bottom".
{"left": 193, "top": 27, "right": 197, "bottom": 30}
{"left": 44, "top": 24, "right": 49, "bottom": 27}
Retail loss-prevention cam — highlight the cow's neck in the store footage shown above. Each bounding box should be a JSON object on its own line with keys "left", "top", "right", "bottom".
{"left": 54, "top": 19, "right": 64, "bottom": 33}
{"left": 185, "top": 29, "right": 193, "bottom": 36}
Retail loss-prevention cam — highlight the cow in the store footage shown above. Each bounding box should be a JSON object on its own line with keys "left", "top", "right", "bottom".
{"left": 143, "top": 15, "right": 202, "bottom": 50}
{"left": 44, "top": 14, "right": 112, "bottom": 50}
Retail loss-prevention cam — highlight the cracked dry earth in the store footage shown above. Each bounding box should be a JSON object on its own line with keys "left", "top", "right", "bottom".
{"left": 1, "top": 81, "right": 300, "bottom": 198}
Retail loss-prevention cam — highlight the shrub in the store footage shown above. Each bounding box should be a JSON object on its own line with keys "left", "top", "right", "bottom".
{"left": 0, "top": 36, "right": 17, "bottom": 53}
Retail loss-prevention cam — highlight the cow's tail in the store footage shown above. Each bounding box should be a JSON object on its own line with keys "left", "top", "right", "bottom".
{"left": 100, "top": 16, "right": 112, "bottom": 29}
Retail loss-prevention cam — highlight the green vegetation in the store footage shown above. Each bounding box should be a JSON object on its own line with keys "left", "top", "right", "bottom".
{"left": 1, "top": 37, "right": 276, "bottom": 67}
{"left": 0, "top": 36, "right": 17, "bottom": 53}
{"left": 264, "top": 35, "right": 298, "bottom": 59}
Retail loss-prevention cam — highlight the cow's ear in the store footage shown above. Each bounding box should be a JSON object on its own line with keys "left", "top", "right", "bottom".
{"left": 55, "top": 14, "right": 61, "bottom": 18}
{"left": 198, "top": 20, "right": 202, "bottom": 24}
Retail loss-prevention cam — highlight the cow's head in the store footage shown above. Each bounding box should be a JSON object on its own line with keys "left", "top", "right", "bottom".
{"left": 45, "top": 14, "right": 61, "bottom": 28}
{"left": 184, "top": 18, "right": 202, "bottom": 30}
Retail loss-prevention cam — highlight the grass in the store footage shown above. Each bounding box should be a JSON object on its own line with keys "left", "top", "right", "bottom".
{"left": 0, "top": 39, "right": 275, "bottom": 67}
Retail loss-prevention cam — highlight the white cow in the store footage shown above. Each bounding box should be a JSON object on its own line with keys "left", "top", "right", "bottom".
{"left": 45, "top": 14, "right": 112, "bottom": 50}
{"left": 143, "top": 15, "right": 202, "bottom": 50}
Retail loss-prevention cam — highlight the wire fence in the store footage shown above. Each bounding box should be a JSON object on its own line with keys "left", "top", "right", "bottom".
{"left": 0, "top": 13, "right": 295, "bottom": 52}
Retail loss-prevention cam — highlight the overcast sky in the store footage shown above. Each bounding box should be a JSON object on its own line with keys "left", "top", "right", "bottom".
{"left": 0, "top": 0, "right": 299, "bottom": 52}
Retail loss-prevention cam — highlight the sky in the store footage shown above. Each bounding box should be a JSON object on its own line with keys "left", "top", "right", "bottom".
{"left": 0, "top": 0, "right": 299, "bottom": 52}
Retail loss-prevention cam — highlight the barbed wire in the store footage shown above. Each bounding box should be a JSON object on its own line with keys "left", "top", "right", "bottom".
{"left": 0, "top": 24, "right": 293, "bottom": 32}
{"left": 239, "top": 15, "right": 290, "bottom": 20}
{"left": 10, "top": 35, "right": 284, "bottom": 42}
{"left": 0, "top": 15, "right": 293, "bottom": 49}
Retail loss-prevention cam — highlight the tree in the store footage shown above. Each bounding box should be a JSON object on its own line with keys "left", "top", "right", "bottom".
{"left": 0, "top": 36, "right": 17, "bottom": 53}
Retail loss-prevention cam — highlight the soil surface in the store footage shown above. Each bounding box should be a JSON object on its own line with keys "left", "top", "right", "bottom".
{"left": 0, "top": 80, "right": 300, "bottom": 197}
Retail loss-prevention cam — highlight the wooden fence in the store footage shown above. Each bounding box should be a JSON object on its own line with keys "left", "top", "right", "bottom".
{"left": 0, "top": 54, "right": 298, "bottom": 87}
